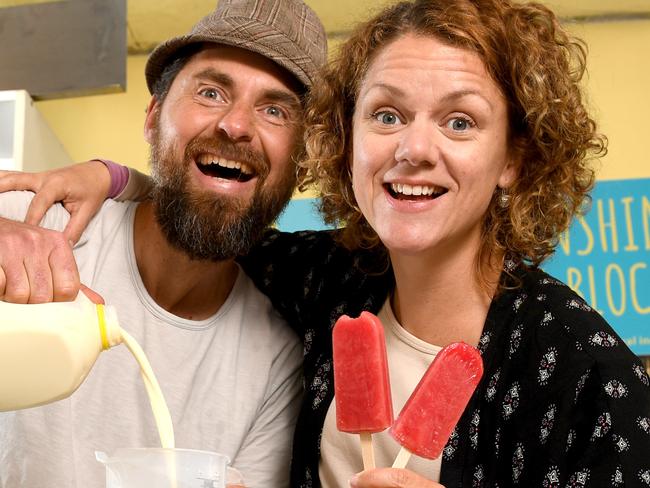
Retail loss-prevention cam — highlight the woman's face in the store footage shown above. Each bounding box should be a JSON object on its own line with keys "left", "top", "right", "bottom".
{"left": 351, "top": 34, "right": 517, "bottom": 259}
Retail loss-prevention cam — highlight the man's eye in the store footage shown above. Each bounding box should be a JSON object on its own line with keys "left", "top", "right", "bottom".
{"left": 199, "top": 88, "right": 221, "bottom": 100}
{"left": 265, "top": 106, "right": 286, "bottom": 118}
{"left": 372, "top": 111, "right": 400, "bottom": 125}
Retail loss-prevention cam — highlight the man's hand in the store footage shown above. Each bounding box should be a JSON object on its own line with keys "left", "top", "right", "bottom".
{"left": 0, "top": 217, "right": 79, "bottom": 303}
{"left": 80, "top": 284, "right": 104, "bottom": 305}
{"left": 0, "top": 160, "right": 111, "bottom": 244}
{"left": 350, "top": 468, "right": 446, "bottom": 488}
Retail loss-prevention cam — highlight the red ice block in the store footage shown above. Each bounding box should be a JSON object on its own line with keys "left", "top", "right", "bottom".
{"left": 390, "top": 342, "right": 483, "bottom": 459}
{"left": 332, "top": 312, "right": 393, "bottom": 433}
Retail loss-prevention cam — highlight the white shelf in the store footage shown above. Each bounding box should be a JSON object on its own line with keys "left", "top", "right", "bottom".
{"left": 0, "top": 158, "right": 15, "bottom": 171}
{"left": 0, "top": 90, "right": 71, "bottom": 172}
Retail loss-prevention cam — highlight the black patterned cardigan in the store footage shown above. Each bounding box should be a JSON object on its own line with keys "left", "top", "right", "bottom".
{"left": 240, "top": 229, "right": 650, "bottom": 488}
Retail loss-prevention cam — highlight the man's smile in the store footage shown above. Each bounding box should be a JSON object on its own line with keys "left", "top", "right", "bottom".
{"left": 196, "top": 153, "right": 256, "bottom": 182}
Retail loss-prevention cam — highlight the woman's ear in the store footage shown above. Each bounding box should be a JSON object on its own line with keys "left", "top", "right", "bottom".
{"left": 143, "top": 96, "right": 160, "bottom": 144}
{"left": 498, "top": 152, "right": 521, "bottom": 190}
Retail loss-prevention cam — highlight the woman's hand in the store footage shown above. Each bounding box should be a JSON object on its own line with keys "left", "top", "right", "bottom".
{"left": 350, "top": 468, "right": 445, "bottom": 488}
{"left": 0, "top": 160, "right": 111, "bottom": 244}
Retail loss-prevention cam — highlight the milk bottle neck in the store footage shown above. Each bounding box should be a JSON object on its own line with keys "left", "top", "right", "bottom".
{"left": 96, "top": 303, "right": 123, "bottom": 349}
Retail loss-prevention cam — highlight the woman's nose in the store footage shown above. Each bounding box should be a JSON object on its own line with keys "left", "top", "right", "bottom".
{"left": 394, "top": 120, "right": 439, "bottom": 166}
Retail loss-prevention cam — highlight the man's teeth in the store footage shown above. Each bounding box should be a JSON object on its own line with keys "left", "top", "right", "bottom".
{"left": 198, "top": 156, "right": 253, "bottom": 175}
{"left": 390, "top": 183, "right": 441, "bottom": 196}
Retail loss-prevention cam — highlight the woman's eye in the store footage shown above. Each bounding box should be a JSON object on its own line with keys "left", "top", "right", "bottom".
{"left": 447, "top": 117, "right": 474, "bottom": 131}
{"left": 373, "top": 111, "right": 400, "bottom": 125}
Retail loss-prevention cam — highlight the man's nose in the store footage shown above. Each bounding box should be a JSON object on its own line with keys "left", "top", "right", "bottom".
{"left": 394, "top": 119, "right": 439, "bottom": 167}
{"left": 216, "top": 103, "right": 255, "bottom": 142}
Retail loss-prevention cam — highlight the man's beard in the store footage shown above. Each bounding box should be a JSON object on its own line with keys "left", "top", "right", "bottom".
{"left": 149, "top": 130, "right": 296, "bottom": 262}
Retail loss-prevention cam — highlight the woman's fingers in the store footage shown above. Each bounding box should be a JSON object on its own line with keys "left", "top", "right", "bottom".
{"left": 350, "top": 468, "right": 446, "bottom": 488}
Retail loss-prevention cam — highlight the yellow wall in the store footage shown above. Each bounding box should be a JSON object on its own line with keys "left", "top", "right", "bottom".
{"left": 36, "top": 55, "right": 151, "bottom": 173}
{"left": 571, "top": 20, "right": 650, "bottom": 181}
{"left": 35, "top": 19, "right": 650, "bottom": 182}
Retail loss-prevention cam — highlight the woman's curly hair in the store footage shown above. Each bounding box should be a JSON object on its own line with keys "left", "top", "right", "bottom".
{"left": 300, "top": 0, "right": 607, "bottom": 284}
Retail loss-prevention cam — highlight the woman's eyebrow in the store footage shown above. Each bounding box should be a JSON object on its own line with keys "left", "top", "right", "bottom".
{"left": 361, "top": 82, "right": 405, "bottom": 99}
{"left": 437, "top": 89, "right": 495, "bottom": 110}
{"left": 362, "top": 82, "right": 495, "bottom": 111}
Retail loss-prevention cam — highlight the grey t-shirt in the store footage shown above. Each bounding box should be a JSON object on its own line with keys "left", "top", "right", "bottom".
{"left": 0, "top": 192, "right": 302, "bottom": 488}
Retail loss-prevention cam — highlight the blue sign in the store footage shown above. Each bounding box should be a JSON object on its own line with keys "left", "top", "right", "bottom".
{"left": 277, "top": 178, "right": 650, "bottom": 354}
{"left": 544, "top": 178, "right": 650, "bottom": 354}
{"left": 276, "top": 197, "right": 330, "bottom": 232}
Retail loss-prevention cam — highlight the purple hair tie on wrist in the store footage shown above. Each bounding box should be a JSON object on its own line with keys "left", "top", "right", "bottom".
{"left": 96, "top": 159, "right": 129, "bottom": 198}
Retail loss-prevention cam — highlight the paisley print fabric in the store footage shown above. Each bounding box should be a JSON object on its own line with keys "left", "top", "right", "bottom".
{"left": 241, "top": 229, "right": 650, "bottom": 488}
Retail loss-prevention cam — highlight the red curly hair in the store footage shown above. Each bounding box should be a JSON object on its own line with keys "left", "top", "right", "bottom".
{"left": 300, "top": 0, "right": 606, "bottom": 287}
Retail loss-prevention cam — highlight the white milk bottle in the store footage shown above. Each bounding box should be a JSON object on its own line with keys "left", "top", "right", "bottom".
{"left": 0, "top": 292, "right": 176, "bottom": 449}
{"left": 0, "top": 292, "right": 122, "bottom": 411}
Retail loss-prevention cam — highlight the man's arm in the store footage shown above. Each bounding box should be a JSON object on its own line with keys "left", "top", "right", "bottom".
{"left": 0, "top": 160, "right": 111, "bottom": 243}
{"left": 0, "top": 160, "right": 150, "bottom": 302}
{"left": 0, "top": 159, "right": 152, "bottom": 244}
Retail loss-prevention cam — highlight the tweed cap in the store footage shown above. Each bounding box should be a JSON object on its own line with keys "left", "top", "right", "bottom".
{"left": 145, "top": 0, "right": 327, "bottom": 93}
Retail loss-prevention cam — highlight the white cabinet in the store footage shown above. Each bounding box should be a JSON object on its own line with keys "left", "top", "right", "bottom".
{"left": 0, "top": 90, "right": 71, "bottom": 172}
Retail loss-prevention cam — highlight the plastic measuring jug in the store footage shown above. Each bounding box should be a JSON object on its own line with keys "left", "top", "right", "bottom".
{"left": 96, "top": 448, "right": 243, "bottom": 488}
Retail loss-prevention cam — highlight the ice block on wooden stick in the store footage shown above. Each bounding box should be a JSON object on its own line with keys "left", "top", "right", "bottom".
{"left": 390, "top": 342, "right": 483, "bottom": 467}
{"left": 333, "top": 312, "right": 393, "bottom": 469}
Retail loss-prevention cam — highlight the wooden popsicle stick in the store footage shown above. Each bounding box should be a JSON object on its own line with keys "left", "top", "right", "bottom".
{"left": 392, "top": 446, "right": 412, "bottom": 469}
{"left": 359, "top": 432, "right": 375, "bottom": 470}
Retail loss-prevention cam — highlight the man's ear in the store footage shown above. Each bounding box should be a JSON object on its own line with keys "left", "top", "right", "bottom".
{"left": 143, "top": 96, "right": 160, "bottom": 144}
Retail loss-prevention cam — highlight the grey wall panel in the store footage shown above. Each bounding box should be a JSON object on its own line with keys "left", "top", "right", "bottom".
{"left": 0, "top": 0, "right": 126, "bottom": 99}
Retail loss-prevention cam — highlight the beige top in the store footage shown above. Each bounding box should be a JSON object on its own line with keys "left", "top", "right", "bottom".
{"left": 0, "top": 192, "right": 303, "bottom": 488}
{"left": 319, "top": 299, "right": 443, "bottom": 487}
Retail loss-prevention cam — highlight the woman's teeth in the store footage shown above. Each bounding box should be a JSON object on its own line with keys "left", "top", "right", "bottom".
{"left": 390, "top": 183, "right": 443, "bottom": 197}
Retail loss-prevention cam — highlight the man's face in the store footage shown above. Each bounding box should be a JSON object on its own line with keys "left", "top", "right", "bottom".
{"left": 144, "top": 45, "right": 303, "bottom": 261}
